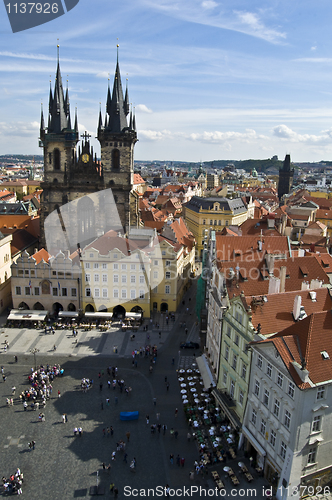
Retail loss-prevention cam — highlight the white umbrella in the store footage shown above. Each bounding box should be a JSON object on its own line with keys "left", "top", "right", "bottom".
{"left": 223, "top": 466, "right": 231, "bottom": 472}
{"left": 182, "top": 399, "right": 189, "bottom": 404}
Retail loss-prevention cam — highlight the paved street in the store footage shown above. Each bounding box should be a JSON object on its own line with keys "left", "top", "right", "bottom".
{"left": 0, "top": 285, "right": 272, "bottom": 499}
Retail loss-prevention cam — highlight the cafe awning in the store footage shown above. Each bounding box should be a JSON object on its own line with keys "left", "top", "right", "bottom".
{"left": 58, "top": 311, "right": 79, "bottom": 318}
{"left": 7, "top": 309, "right": 48, "bottom": 321}
{"left": 212, "top": 389, "right": 241, "bottom": 430}
{"left": 241, "top": 425, "right": 266, "bottom": 457}
{"left": 196, "top": 355, "right": 216, "bottom": 390}
{"left": 125, "top": 312, "right": 142, "bottom": 319}
{"left": 84, "top": 312, "right": 113, "bottom": 319}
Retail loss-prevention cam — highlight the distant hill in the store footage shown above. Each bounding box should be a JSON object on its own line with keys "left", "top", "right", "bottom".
{"left": 0, "top": 154, "right": 44, "bottom": 163}
{"left": 204, "top": 158, "right": 283, "bottom": 173}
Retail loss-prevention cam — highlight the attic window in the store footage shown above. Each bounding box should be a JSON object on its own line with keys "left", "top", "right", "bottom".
{"left": 321, "top": 351, "right": 330, "bottom": 360}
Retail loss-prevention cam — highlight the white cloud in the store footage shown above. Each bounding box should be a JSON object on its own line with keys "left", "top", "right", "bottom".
{"left": 201, "top": 1, "right": 217, "bottom": 10}
{"left": 234, "top": 11, "right": 286, "bottom": 44}
{"left": 272, "top": 124, "right": 332, "bottom": 144}
{"left": 139, "top": 129, "right": 173, "bottom": 141}
{"left": 136, "top": 104, "right": 153, "bottom": 113}
{"left": 0, "top": 121, "right": 39, "bottom": 137}
{"left": 185, "top": 128, "right": 266, "bottom": 144}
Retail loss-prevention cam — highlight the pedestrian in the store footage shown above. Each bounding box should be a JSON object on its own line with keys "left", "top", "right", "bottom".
{"left": 58, "top": 390, "right": 61, "bottom": 398}
{"left": 170, "top": 428, "right": 174, "bottom": 437}
{"left": 166, "top": 382, "right": 170, "bottom": 391}
{"left": 172, "top": 357, "right": 175, "bottom": 365}
{"left": 162, "top": 424, "right": 167, "bottom": 435}
{"left": 107, "top": 427, "right": 110, "bottom": 437}
{"left": 176, "top": 454, "right": 180, "bottom": 466}
{"left": 156, "top": 412, "right": 160, "bottom": 420}
{"left": 169, "top": 454, "right": 174, "bottom": 465}
{"left": 100, "top": 382, "right": 103, "bottom": 391}
{"left": 2, "top": 374, "right": 6, "bottom": 382}
{"left": 187, "top": 432, "right": 191, "bottom": 442}
{"left": 123, "top": 453, "right": 128, "bottom": 463}
{"left": 102, "top": 428, "right": 106, "bottom": 437}
{"left": 153, "top": 397, "right": 156, "bottom": 406}
{"left": 62, "top": 414, "right": 66, "bottom": 423}
{"left": 102, "top": 462, "right": 106, "bottom": 470}
{"left": 189, "top": 471, "right": 194, "bottom": 480}
{"left": 101, "top": 401, "right": 104, "bottom": 410}
{"left": 23, "top": 401, "right": 27, "bottom": 411}
{"left": 114, "top": 487, "right": 118, "bottom": 498}
{"left": 159, "top": 332, "right": 161, "bottom": 338}
{"left": 165, "top": 485, "right": 170, "bottom": 497}
{"left": 78, "top": 427, "right": 83, "bottom": 436}
{"left": 12, "top": 386, "right": 16, "bottom": 395}
{"left": 157, "top": 423, "right": 161, "bottom": 433}
{"left": 174, "top": 430, "right": 178, "bottom": 439}
{"left": 165, "top": 376, "right": 167, "bottom": 383}
{"left": 74, "top": 427, "right": 78, "bottom": 436}
{"left": 108, "top": 380, "right": 111, "bottom": 389}
{"left": 180, "top": 457, "right": 185, "bottom": 467}
{"left": 110, "top": 426, "right": 114, "bottom": 436}
{"left": 110, "top": 483, "right": 115, "bottom": 494}
{"left": 126, "top": 431, "right": 130, "bottom": 442}
{"left": 32, "top": 440, "right": 35, "bottom": 450}
{"left": 146, "top": 415, "right": 149, "bottom": 424}
{"left": 65, "top": 414, "right": 68, "bottom": 422}
{"left": 14, "top": 355, "right": 18, "bottom": 363}
{"left": 175, "top": 408, "right": 178, "bottom": 417}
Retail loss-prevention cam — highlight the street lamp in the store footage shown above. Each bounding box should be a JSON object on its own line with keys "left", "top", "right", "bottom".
{"left": 30, "top": 347, "right": 40, "bottom": 371}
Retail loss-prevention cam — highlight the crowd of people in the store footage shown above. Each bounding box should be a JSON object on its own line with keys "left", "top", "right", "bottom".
{"left": 2, "top": 468, "right": 23, "bottom": 495}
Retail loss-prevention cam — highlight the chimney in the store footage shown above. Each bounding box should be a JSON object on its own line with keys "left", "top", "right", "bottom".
{"left": 280, "top": 266, "right": 286, "bottom": 293}
{"left": 293, "top": 295, "right": 302, "bottom": 321}
{"left": 268, "top": 276, "right": 280, "bottom": 295}
{"left": 310, "top": 279, "right": 323, "bottom": 289}
{"left": 266, "top": 254, "right": 275, "bottom": 275}
{"left": 258, "top": 240, "right": 263, "bottom": 252}
{"left": 301, "top": 281, "right": 310, "bottom": 290}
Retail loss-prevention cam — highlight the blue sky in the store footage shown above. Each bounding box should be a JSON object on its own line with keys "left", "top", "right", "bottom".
{"left": 1, "top": 0, "right": 332, "bottom": 163}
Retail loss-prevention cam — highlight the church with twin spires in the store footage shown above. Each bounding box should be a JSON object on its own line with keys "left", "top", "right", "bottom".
{"left": 39, "top": 47, "right": 139, "bottom": 252}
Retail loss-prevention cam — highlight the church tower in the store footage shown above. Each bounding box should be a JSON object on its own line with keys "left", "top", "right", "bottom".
{"left": 97, "top": 46, "right": 139, "bottom": 229}
{"left": 39, "top": 47, "right": 139, "bottom": 253}
{"left": 278, "top": 154, "right": 294, "bottom": 201}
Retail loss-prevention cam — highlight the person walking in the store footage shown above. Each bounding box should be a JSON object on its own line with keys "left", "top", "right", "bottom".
{"left": 166, "top": 382, "right": 170, "bottom": 391}
{"left": 126, "top": 431, "right": 130, "bottom": 442}
{"left": 174, "top": 408, "right": 178, "bottom": 417}
{"left": 58, "top": 390, "right": 61, "bottom": 398}
{"left": 180, "top": 457, "right": 185, "bottom": 467}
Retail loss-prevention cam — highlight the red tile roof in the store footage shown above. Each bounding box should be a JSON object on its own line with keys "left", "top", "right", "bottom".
{"left": 133, "top": 173, "right": 146, "bottom": 185}
{"left": 257, "top": 311, "right": 332, "bottom": 388}
{"left": 215, "top": 234, "right": 290, "bottom": 263}
{"left": 248, "top": 287, "right": 332, "bottom": 336}
{"left": 32, "top": 248, "right": 51, "bottom": 264}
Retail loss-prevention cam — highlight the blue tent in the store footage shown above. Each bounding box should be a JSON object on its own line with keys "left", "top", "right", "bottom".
{"left": 120, "top": 411, "right": 139, "bottom": 421}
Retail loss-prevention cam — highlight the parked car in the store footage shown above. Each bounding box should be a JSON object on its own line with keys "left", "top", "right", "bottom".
{"left": 180, "top": 341, "right": 200, "bottom": 349}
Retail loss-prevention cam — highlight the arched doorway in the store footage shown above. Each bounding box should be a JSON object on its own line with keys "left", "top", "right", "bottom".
{"left": 113, "top": 304, "right": 126, "bottom": 319}
{"left": 68, "top": 303, "right": 76, "bottom": 312}
{"left": 53, "top": 302, "right": 63, "bottom": 315}
{"left": 153, "top": 302, "right": 158, "bottom": 311}
{"left": 160, "top": 303, "right": 168, "bottom": 313}
{"left": 33, "top": 302, "right": 44, "bottom": 310}
{"left": 98, "top": 305, "right": 108, "bottom": 312}
{"left": 130, "top": 306, "right": 143, "bottom": 314}
{"left": 18, "top": 302, "right": 29, "bottom": 310}
{"left": 85, "top": 304, "right": 95, "bottom": 313}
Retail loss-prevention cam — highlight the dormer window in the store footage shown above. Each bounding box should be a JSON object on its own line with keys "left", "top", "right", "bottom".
{"left": 321, "top": 351, "right": 330, "bottom": 360}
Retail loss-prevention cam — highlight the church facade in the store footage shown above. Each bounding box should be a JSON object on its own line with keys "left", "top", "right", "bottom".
{"left": 39, "top": 50, "right": 139, "bottom": 254}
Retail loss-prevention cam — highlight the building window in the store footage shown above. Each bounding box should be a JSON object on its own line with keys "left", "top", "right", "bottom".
{"left": 234, "top": 334, "right": 239, "bottom": 346}
{"left": 263, "top": 389, "right": 270, "bottom": 407}
{"left": 270, "top": 430, "right": 276, "bottom": 448}
{"left": 139, "top": 264, "right": 145, "bottom": 271}
{"left": 130, "top": 289, "right": 136, "bottom": 299}
{"left": 218, "top": 220, "right": 221, "bottom": 226}
{"left": 102, "top": 288, "right": 108, "bottom": 298}
{"left": 267, "top": 363, "right": 272, "bottom": 378}
{"left": 280, "top": 441, "right": 287, "bottom": 460}
{"left": 260, "top": 418, "right": 266, "bottom": 435}
{"left": 153, "top": 272, "right": 158, "bottom": 279}
{"left": 53, "top": 287, "right": 58, "bottom": 296}
{"left": 307, "top": 447, "right": 317, "bottom": 465}
{"left": 277, "top": 372, "right": 283, "bottom": 388}
{"left": 15, "top": 286, "right": 21, "bottom": 295}
{"left": 165, "top": 271, "right": 171, "bottom": 279}
{"left": 273, "top": 399, "right": 280, "bottom": 418}
{"left": 102, "top": 274, "right": 107, "bottom": 283}
{"left": 312, "top": 416, "right": 321, "bottom": 433}
{"left": 210, "top": 220, "right": 213, "bottom": 225}
{"left": 85, "top": 262, "right": 90, "bottom": 269}
{"left": 257, "top": 354, "right": 263, "bottom": 369}
{"left": 86, "top": 288, "right": 91, "bottom": 297}
{"left": 94, "top": 274, "right": 99, "bottom": 282}
{"left": 225, "top": 345, "right": 229, "bottom": 362}
{"left": 113, "top": 289, "right": 119, "bottom": 298}
{"left": 85, "top": 274, "right": 90, "bottom": 282}
{"left": 131, "top": 263, "right": 136, "bottom": 270}
{"left": 102, "top": 263, "right": 107, "bottom": 269}
{"left": 121, "top": 264, "right": 127, "bottom": 270}
{"left": 121, "top": 289, "right": 127, "bottom": 299}
{"left": 226, "top": 326, "right": 231, "bottom": 337}
{"left": 242, "top": 363, "right": 247, "bottom": 380}
{"left": 317, "top": 387, "right": 325, "bottom": 400}
{"left": 232, "top": 354, "right": 237, "bottom": 370}
{"left": 284, "top": 410, "right": 291, "bottom": 429}
{"left": 139, "top": 290, "right": 145, "bottom": 299}
{"left": 165, "top": 260, "right": 171, "bottom": 267}
{"left": 139, "top": 276, "right": 145, "bottom": 284}
{"left": 235, "top": 311, "right": 242, "bottom": 324}
{"left": 113, "top": 263, "right": 119, "bottom": 270}
{"left": 288, "top": 382, "right": 295, "bottom": 399}
{"left": 93, "top": 263, "right": 99, "bottom": 269}
{"left": 223, "top": 371, "right": 227, "bottom": 385}
{"left": 131, "top": 275, "right": 136, "bottom": 283}
{"left": 54, "top": 148, "right": 60, "bottom": 170}
{"left": 165, "top": 285, "right": 170, "bottom": 294}
{"left": 94, "top": 288, "right": 100, "bottom": 298}
{"left": 203, "top": 219, "right": 206, "bottom": 225}
{"left": 61, "top": 288, "right": 67, "bottom": 297}
{"left": 239, "top": 391, "right": 244, "bottom": 406}
{"left": 251, "top": 409, "right": 257, "bottom": 426}
{"left": 89, "top": 253, "right": 94, "bottom": 258}
{"left": 254, "top": 380, "right": 260, "bottom": 397}
{"left": 71, "top": 288, "right": 77, "bottom": 297}
{"left": 121, "top": 275, "right": 127, "bottom": 284}
{"left": 25, "top": 287, "right": 31, "bottom": 295}
{"left": 230, "top": 381, "right": 235, "bottom": 398}
{"left": 113, "top": 275, "right": 119, "bottom": 283}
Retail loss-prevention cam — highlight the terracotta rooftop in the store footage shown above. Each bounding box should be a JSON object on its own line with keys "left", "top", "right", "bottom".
{"left": 32, "top": 248, "right": 51, "bottom": 264}
{"left": 257, "top": 311, "right": 332, "bottom": 388}
{"left": 239, "top": 218, "right": 281, "bottom": 237}
{"left": 215, "top": 234, "right": 290, "bottom": 263}
{"left": 316, "top": 208, "right": 332, "bottom": 220}
{"left": 84, "top": 230, "right": 144, "bottom": 257}
{"left": 133, "top": 173, "right": 146, "bottom": 185}
{"left": 223, "top": 255, "right": 330, "bottom": 298}
{"left": 248, "top": 287, "right": 332, "bottom": 337}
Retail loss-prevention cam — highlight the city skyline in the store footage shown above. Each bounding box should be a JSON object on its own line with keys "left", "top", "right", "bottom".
{"left": 1, "top": 0, "right": 332, "bottom": 162}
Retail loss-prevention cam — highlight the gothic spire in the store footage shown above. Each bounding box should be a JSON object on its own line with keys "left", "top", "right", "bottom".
{"left": 40, "top": 103, "right": 45, "bottom": 139}
{"left": 98, "top": 104, "right": 103, "bottom": 132}
{"left": 105, "top": 45, "right": 129, "bottom": 133}
{"left": 124, "top": 78, "right": 130, "bottom": 116}
{"left": 74, "top": 107, "right": 78, "bottom": 133}
{"left": 48, "top": 45, "right": 72, "bottom": 134}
